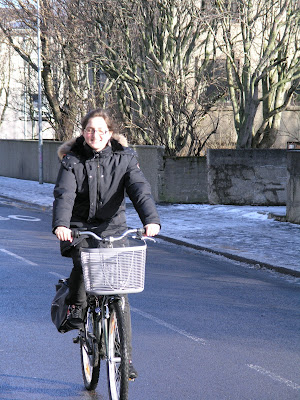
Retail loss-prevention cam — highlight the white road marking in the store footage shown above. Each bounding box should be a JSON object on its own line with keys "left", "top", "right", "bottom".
{"left": 247, "top": 364, "right": 300, "bottom": 390}
{"left": 8, "top": 215, "right": 41, "bottom": 221}
{"left": 131, "top": 306, "right": 206, "bottom": 345}
{"left": 0, "top": 248, "right": 38, "bottom": 266}
{"left": 49, "top": 272, "right": 67, "bottom": 279}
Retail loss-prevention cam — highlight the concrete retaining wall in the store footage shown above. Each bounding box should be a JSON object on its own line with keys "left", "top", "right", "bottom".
{"left": 131, "top": 144, "right": 165, "bottom": 202}
{"left": 286, "top": 151, "right": 300, "bottom": 223}
{"left": 159, "top": 157, "right": 208, "bottom": 203}
{"left": 207, "top": 149, "right": 287, "bottom": 205}
{"left": 0, "top": 140, "right": 290, "bottom": 206}
{"left": 0, "top": 140, "right": 165, "bottom": 202}
{"left": 0, "top": 140, "right": 61, "bottom": 183}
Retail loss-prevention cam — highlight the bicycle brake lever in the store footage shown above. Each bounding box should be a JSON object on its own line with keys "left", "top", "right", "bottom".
{"left": 135, "top": 235, "right": 156, "bottom": 242}
{"left": 146, "top": 237, "right": 156, "bottom": 242}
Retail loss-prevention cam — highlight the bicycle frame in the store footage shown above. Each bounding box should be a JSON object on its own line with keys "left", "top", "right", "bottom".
{"left": 73, "top": 228, "right": 150, "bottom": 397}
{"left": 82, "top": 293, "right": 125, "bottom": 357}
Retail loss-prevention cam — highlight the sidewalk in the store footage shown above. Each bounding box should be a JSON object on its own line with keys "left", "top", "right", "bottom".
{"left": 0, "top": 176, "right": 299, "bottom": 277}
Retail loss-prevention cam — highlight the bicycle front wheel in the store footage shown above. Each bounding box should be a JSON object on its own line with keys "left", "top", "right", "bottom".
{"left": 80, "top": 309, "right": 100, "bottom": 391}
{"left": 107, "top": 300, "right": 129, "bottom": 400}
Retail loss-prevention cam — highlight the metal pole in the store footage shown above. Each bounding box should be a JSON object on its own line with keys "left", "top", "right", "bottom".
{"left": 23, "top": 88, "right": 27, "bottom": 139}
{"left": 37, "top": 0, "right": 43, "bottom": 184}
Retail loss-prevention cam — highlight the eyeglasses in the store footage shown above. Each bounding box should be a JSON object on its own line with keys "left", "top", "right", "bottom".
{"left": 84, "top": 127, "right": 109, "bottom": 135}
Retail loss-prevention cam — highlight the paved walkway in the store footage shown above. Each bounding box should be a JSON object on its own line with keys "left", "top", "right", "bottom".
{"left": 0, "top": 176, "right": 299, "bottom": 277}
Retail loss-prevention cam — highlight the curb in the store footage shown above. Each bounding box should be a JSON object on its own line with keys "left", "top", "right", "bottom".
{"left": 2, "top": 195, "right": 299, "bottom": 278}
{"left": 268, "top": 212, "right": 287, "bottom": 222}
{"left": 157, "top": 234, "right": 300, "bottom": 278}
{"left": 0, "top": 195, "right": 53, "bottom": 212}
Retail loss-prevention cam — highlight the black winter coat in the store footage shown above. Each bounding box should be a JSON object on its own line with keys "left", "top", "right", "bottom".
{"left": 52, "top": 135, "right": 160, "bottom": 256}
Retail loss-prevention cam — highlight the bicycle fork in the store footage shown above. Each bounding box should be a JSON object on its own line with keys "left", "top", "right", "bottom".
{"left": 103, "top": 295, "right": 125, "bottom": 358}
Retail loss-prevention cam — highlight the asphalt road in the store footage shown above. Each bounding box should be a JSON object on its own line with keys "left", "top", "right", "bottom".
{"left": 0, "top": 199, "right": 299, "bottom": 400}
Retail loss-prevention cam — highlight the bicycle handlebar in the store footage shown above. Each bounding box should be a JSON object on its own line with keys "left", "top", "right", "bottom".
{"left": 71, "top": 227, "right": 146, "bottom": 243}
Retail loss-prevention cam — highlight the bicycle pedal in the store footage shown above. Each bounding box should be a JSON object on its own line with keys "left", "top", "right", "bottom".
{"left": 73, "top": 336, "right": 80, "bottom": 344}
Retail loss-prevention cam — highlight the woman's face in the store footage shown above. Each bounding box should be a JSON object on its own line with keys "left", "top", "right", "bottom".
{"left": 82, "top": 116, "right": 112, "bottom": 152}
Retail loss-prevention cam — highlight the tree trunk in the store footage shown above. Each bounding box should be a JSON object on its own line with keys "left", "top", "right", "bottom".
{"left": 236, "top": 86, "right": 259, "bottom": 148}
{"left": 254, "top": 112, "right": 282, "bottom": 148}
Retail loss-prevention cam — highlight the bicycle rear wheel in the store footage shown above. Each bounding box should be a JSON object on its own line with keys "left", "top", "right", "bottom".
{"left": 80, "top": 308, "right": 100, "bottom": 390}
{"left": 107, "top": 300, "right": 129, "bottom": 400}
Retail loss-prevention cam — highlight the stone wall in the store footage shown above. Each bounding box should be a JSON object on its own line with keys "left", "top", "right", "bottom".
{"left": 207, "top": 149, "right": 287, "bottom": 205}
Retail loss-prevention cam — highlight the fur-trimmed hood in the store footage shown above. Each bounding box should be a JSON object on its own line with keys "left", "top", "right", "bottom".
{"left": 57, "top": 133, "right": 128, "bottom": 160}
{"left": 53, "top": 129, "right": 160, "bottom": 247}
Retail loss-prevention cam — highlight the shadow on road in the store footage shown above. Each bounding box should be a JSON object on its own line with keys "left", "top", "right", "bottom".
{"left": 0, "top": 373, "right": 105, "bottom": 400}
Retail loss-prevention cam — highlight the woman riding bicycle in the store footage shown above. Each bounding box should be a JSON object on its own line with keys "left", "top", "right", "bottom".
{"left": 52, "top": 108, "right": 160, "bottom": 379}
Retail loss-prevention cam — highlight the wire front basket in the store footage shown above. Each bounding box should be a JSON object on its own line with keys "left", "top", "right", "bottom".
{"left": 80, "top": 243, "right": 147, "bottom": 295}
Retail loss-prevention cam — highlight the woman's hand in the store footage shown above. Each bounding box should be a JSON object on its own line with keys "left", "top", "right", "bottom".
{"left": 144, "top": 223, "right": 160, "bottom": 237}
{"left": 54, "top": 226, "right": 73, "bottom": 242}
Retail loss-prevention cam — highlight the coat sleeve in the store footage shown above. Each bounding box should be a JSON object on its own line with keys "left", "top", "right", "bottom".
{"left": 124, "top": 154, "right": 160, "bottom": 227}
{"left": 52, "top": 160, "right": 77, "bottom": 232}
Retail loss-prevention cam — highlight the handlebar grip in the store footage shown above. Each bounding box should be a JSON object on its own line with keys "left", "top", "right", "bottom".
{"left": 137, "top": 227, "right": 146, "bottom": 237}
{"left": 71, "top": 228, "right": 80, "bottom": 238}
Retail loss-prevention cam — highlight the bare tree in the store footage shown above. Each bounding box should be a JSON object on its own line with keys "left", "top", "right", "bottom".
{"left": 0, "top": 0, "right": 86, "bottom": 140}
{"left": 211, "top": 0, "right": 300, "bottom": 148}
{"left": 53, "top": 0, "right": 226, "bottom": 155}
{"left": 0, "top": 0, "right": 226, "bottom": 151}
{"left": 0, "top": 33, "right": 11, "bottom": 127}
{"left": 0, "top": 11, "right": 42, "bottom": 137}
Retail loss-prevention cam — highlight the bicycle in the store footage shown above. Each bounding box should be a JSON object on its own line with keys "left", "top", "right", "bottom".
{"left": 71, "top": 228, "right": 148, "bottom": 399}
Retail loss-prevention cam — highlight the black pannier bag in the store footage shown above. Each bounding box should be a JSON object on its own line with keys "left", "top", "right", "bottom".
{"left": 51, "top": 278, "right": 70, "bottom": 333}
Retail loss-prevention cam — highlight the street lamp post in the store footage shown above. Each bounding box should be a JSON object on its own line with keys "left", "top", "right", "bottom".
{"left": 37, "top": 0, "right": 43, "bottom": 184}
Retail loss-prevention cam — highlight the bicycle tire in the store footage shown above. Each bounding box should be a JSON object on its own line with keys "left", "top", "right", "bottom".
{"left": 107, "top": 299, "right": 129, "bottom": 400}
{"left": 80, "top": 308, "right": 100, "bottom": 390}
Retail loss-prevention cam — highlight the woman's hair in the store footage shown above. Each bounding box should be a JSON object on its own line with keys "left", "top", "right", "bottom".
{"left": 81, "top": 108, "right": 116, "bottom": 132}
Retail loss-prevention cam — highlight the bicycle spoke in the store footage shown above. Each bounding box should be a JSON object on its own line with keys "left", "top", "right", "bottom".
{"left": 107, "top": 301, "right": 129, "bottom": 400}
{"left": 80, "top": 308, "right": 100, "bottom": 390}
